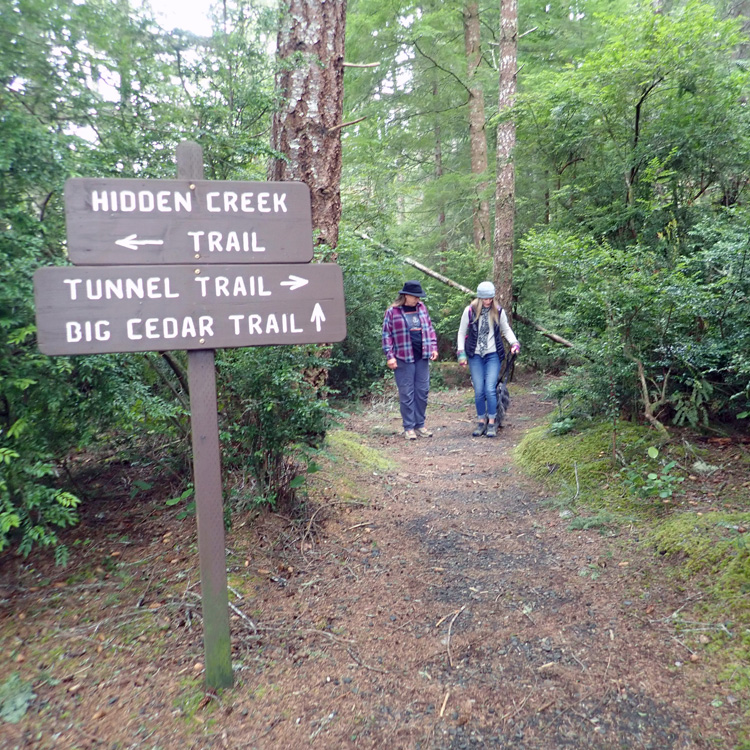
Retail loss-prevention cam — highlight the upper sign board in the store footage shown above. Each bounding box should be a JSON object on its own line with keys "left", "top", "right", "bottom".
{"left": 34, "top": 263, "right": 346, "bottom": 355}
{"left": 65, "top": 178, "right": 314, "bottom": 266}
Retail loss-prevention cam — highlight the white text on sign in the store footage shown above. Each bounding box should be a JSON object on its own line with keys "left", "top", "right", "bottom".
{"left": 90, "top": 189, "right": 288, "bottom": 214}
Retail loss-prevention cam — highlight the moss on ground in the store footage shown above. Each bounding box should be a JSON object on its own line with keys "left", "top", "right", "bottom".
{"left": 515, "top": 414, "right": 750, "bottom": 718}
{"left": 325, "top": 430, "right": 395, "bottom": 474}
{"left": 515, "top": 419, "right": 650, "bottom": 509}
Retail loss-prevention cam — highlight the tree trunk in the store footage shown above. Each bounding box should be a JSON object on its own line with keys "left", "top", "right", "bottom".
{"left": 269, "top": 0, "right": 347, "bottom": 251}
{"left": 493, "top": 0, "right": 518, "bottom": 314}
{"left": 463, "top": 1, "right": 490, "bottom": 253}
{"left": 433, "top": 78, "right": 448, "bottom": 268}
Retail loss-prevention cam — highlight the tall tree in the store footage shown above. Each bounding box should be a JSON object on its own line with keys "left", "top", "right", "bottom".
{"left": 494, "top": 0, "right": 518, "bottom": 313}
{"left": 463, "top": 0, "right": 490, "bottom": 252}
{"left": 269, "top": 0, "right": 348, "bottom": 249}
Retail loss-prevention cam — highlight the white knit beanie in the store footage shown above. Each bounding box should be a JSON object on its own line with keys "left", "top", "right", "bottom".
{"left": 476, "top": 281, "right": 495, "bottom": 299}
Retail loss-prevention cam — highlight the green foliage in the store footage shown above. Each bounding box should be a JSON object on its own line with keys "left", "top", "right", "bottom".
{"left": 216, "top": 346, "right": 338, "bottom": 511}
{"left": 0, "top": 673, "right": 36, "bottom": 724}
{"left": 328, "top": 233, "right": 405, "bottom": 396}
{"left": 620, "top": 446, "right": 685, "bottom": 502}
{"left": 165, "top": 486, "right": 196, "bottom": 520}
{"left": 518, "top": 211, "right": 750, "bottom": 425}
{"left": 0, "top": 0, "right": 281, "bottom": 562}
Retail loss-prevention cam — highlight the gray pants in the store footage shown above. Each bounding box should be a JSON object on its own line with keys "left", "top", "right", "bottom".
{"left": 393, "top": 358, "right": 430, "bottom": 430}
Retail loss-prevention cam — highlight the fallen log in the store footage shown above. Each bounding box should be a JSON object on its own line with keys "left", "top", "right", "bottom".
{"left": 356, "top": 232, "right": 577, "bottom": 351}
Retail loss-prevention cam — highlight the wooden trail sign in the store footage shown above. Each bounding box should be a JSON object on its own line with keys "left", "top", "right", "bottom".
{"left": 34, "top": 141, "right": 348, "bottom": 689}
{"left": 34, "top": 262, "right": 346, "bottom": 355}
{"left": 65, "top": 177, "right": 314, "bottom": 265}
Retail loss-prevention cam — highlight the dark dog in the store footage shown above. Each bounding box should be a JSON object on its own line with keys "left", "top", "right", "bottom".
{"left": 495, "top": 353, "right": 516, "bottom": 427}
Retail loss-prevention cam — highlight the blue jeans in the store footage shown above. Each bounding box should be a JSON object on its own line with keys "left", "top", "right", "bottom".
{"left": 468, "top": 351, "right": 502, "bottom": 420}
{"left": 393, "top": 358, "right": 430, "bottom": 430}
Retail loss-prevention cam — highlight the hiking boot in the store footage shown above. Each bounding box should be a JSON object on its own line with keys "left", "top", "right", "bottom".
{"left": 472, "top": 421, "right": 486, "bottom": 437}
{"left": 404, "top": 429, "right": 417, "bottom": 440}
{"left": 486, "top": 423, "right": 497, "bottom": 438}
{"left": 414, "top": 427, "right": 433, "bottom": 438}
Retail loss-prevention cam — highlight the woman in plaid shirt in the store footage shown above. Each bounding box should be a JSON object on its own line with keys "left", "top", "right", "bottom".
{"left": 382, "top": 280, "right": 439, "bottom": 440}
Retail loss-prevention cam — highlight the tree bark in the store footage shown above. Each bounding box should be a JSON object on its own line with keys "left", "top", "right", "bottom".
{"left": 463, "top": 1, "right": 490, "bottom": 253}
{"left": 493, "top": 0, "right": 518, "bottom": 313}
{"left": 433, "top": 77, "right": 448, "bottom": 268}
{"left": 269, "top": 0, "right": 347, "bottom": 250}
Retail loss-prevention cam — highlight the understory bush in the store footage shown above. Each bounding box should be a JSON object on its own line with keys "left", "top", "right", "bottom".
{"left": 216, "top": 345, "right": 338, "bottom": 512}
{"left": 517, "top": 214, "right": 750, "bottom": 428}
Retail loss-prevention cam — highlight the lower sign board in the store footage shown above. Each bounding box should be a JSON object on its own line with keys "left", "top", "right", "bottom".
{"left": 34, "top": 263, "right": 346, "bottom": 355}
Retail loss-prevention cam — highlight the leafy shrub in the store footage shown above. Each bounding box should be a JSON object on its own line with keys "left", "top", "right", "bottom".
{"left": 620, "top": 446, "right": 685, "bottom": 503}
{"left": 216, "top": 345, "right": 337, "bottom": 511}
{"left": 328, "top": 233, "right": 405, "bottom": 397}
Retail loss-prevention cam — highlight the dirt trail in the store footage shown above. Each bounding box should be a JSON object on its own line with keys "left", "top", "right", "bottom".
{"left": 1, "top": 371, "right": 745, "bottom": 749}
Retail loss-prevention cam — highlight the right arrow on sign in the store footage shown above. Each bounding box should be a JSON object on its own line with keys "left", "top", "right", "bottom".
{"left": 311, "top": 303, "right": 326, "bottom": 332}
{"left": 280, "top": 275, "right": 309, "bottom": 291}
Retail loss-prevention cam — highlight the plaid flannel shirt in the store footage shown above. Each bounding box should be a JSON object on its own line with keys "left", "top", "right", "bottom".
{"left": 382, "top": 302, "right": 438, "bottom": 363}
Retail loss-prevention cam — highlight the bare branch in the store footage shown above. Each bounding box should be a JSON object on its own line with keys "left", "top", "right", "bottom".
{"left": 327, "top": 116, "right": 367, "bottom": 134}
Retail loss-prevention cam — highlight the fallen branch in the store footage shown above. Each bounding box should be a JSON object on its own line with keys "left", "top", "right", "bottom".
{"left": 356, "top": 231, "right": 578, "bottom": 351}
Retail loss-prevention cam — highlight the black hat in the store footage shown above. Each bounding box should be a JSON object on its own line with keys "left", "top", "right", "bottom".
{"left": 398, "top": 280, "right": 426, "bottom": 297}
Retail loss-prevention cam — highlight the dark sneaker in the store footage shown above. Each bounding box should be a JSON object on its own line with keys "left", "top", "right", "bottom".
{"left": 472, "top": 421, "right": 486, "bottom": 437}
{"left": 486, "top": 423, "right": 497, "bottom": 438}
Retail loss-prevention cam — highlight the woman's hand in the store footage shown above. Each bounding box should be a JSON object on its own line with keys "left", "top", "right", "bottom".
{"left": 386, "top": 358, "right": 398, "bottom": 370}
{"left": 430, "top": 351, "right": 439, "bottom": 361}
{"left": 457, "top": 351, "right": 467, "bottom": 367}
{"left": 511, "top": 343, "right": 521, "bottom": 355}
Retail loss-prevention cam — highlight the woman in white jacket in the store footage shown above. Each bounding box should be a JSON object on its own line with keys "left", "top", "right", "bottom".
{"left": 456, "top": 281, "right": 520, "bottom": 437}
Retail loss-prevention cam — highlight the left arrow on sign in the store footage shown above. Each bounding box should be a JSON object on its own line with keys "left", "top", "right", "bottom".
{"left": 115, "top": 234, "right": 166, "bottom": 251}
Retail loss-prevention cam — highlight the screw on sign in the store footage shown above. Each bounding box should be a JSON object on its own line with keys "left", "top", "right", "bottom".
{"left": 34, "top": 141, "right": 347, "bottom": 689}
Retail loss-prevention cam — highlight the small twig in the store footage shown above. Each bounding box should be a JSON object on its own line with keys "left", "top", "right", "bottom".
{"left": 309, "top": 711, "right": 336, "bottom": 740}
{"left": 446, "top": 605, "right": 466, "bottom": 668}
{"left": 346, "top": 648, "right": 389, "bottom": 673}
{"left": 228, "top": 602, "right": 258, "bottom": 633}
{"left": 500, "top": 691, "right": 533, "bottom": 723}
{"left": 347, "top": 522, "right": 372, "bottom": 531}
{"left": 435, "top": 606, "right": 464, "bottom": 629}
{"left": 439, "top": 691, "right": 451, "bottom": 717}
{"left": 671, "top": 636, "right": 695, "bottom": 655}
{"left": 569, "top": 651, "right": 587, "bottom": 671}
{"left": 327, "top": 116, "right": 366, "bottom": 134}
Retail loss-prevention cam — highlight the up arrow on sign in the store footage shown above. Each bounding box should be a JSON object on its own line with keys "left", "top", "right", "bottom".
{"left": 311, "top": 303, "right": 326, "bottom": 332}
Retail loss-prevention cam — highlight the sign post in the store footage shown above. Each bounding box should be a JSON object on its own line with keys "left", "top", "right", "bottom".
{"left": 34, "top": 141, "right": 346, "bottom": 689}
{"left": 178, "top": 141, "right": 233, "bottom": 689}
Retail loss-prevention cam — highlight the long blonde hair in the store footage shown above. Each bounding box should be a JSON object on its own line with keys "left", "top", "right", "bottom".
{"left": 470, "top": 298, "right": 500, "bottom": 327}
